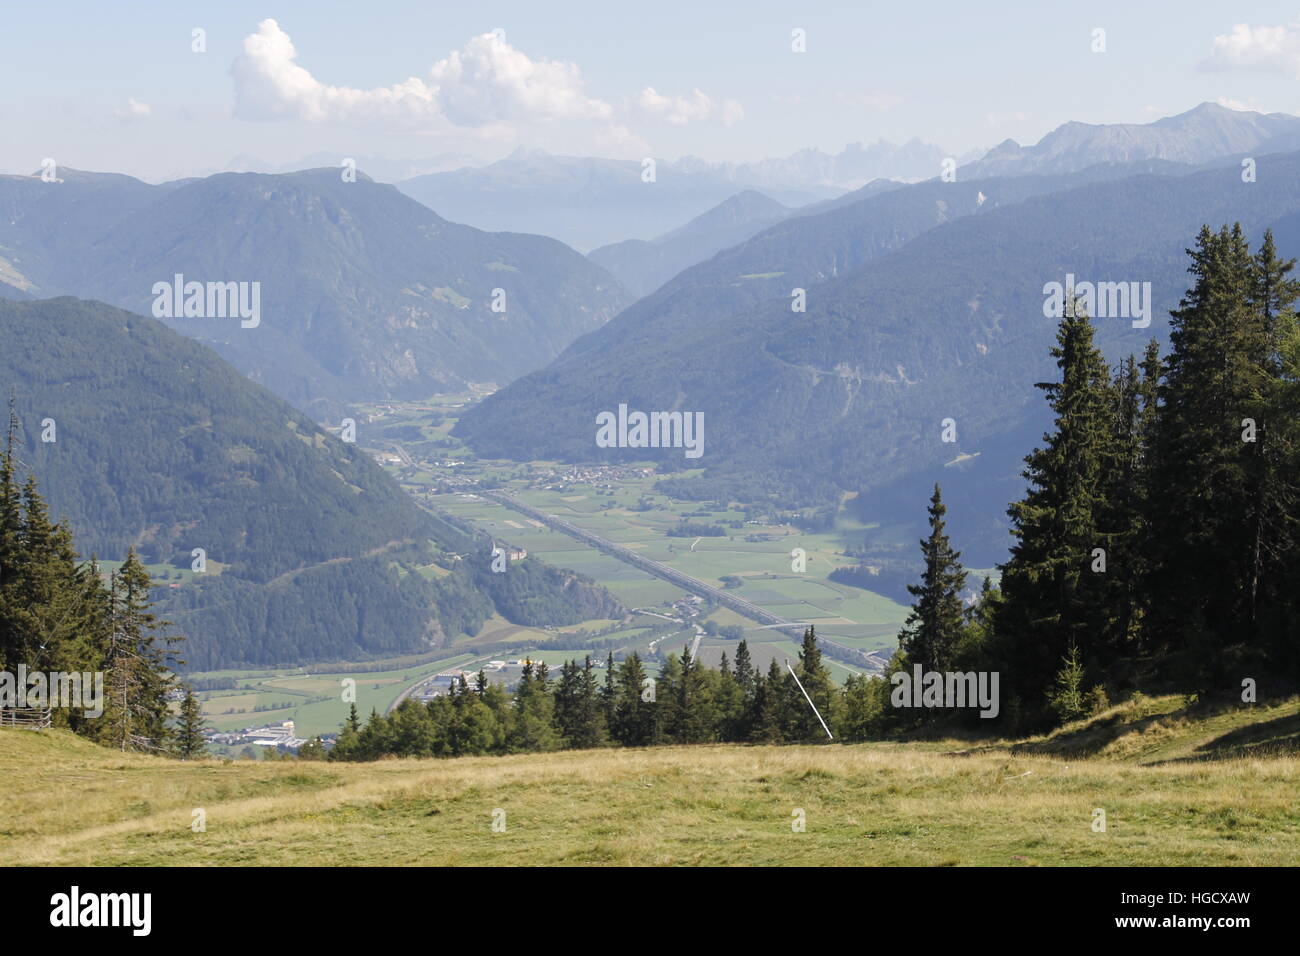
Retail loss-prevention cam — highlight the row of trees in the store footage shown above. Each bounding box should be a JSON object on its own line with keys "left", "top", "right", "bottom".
{"left": 890, "top": 225, "right": 1300, "bottom": 729}
{"left": 0, "top": 413, "right": 198, "bottom": 751}
{"left": 326, "top": 627, "right": 885, "bottom": 760}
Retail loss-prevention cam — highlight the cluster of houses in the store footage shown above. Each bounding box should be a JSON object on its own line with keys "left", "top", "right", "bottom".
{"left": 530, "top": 464, "right": 654, "bottom": 491}
{"left": 410, "top": 656, "right": 614, "bottom": 701}
{"left": 670, "top": 596, "right": 705, "bottom": 619}
{"left": 206, "top": 719, "right": 308, "bottom": 750}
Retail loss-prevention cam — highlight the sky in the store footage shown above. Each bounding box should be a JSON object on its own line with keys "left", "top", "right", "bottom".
{"left": 2, "top": 0, "right": 1299, "bottom": 181}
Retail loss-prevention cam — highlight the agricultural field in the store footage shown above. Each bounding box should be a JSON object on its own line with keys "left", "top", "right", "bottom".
{"left": 350, "top": 395, "right": 917, "bottom": 678}
{"left": 436, "top": 476, "right": 910, "bottom": 654}
{"left": 188, "top": 653, "right": 479, "bottom": 744}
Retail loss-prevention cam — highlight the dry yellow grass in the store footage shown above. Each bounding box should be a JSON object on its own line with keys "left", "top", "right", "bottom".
{"left": 2, "top": 707, "right": 1297, "bottom": 866}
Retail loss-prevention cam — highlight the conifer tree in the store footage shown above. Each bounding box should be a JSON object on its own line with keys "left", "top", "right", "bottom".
{"left": 714, "top": 650, "right": 743, "bottom": 740}
{"left": 750, "top": 658, "right": 790, "bottom": 743}
{"left": 100, "top": 549, "right": 180, "bottom": 751}
{"left": 1148, "top": 225, "right": 1295, "bottom": 680}
{"left": 996, "top": 301, "right": 1114, "bottom": 714}
{"left": 575, "top": 655, "right": 608, "bottom": 748}
{"left": 0, "top": 407, "right": 29, "bottom": 673}
{"left": 510, "top": 660, "right": 561, "bottom": 752}
{"left": 792, "top": 626, "right": 834, "bottom": 739}
{"left": 173, "top": 688, "right": 208, "bottom": 759}
{"left": 600, "top": 651, "right": 617, "bottom": 727}
{"left": 733, "top": 639, "right": 755, "bottom": 700}
{"left": 613, "top": 652, "right": 653, "bottom": 746}
{"left": 672, "top": 644, "right": 716, "bottom": 743}
{"left": 1246, "top": 230, "right": 1300, "bottom": 646}
{"left": 898, "top": 485, "right": 967, "bottom": 673}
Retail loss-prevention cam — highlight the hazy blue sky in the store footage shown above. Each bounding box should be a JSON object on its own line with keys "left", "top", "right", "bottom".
{"left": 3, "top": 0, "right": 1298, "bottom": 180}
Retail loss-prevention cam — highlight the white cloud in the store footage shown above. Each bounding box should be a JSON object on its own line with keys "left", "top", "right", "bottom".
{"left": 114, "top": 98, "right": 152, "bottom": 122}
{"left": 1203, "top": 20, "right": 1300, "bottom": 78}
{"left": 1215, "top": 95, "right": 1272, "bottom": 113}
{"left": 430, "top": 32, "right": 612, "bottom": 126}
{"left": 633, "top": 86, "right": 744, "bottom": 126}
{"left": 231, "top": 19, "right": 610, "bottom": 128}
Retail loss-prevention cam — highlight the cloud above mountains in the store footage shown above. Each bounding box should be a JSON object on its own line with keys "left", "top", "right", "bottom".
{"left": 231, "top": 19, "right": 737, "bottom": 136}
{"left": 633, "top": 86, "right": 743, "bottom": 126}
{"left": 1203, "top": 18, "right": 1300, "bottom": 79}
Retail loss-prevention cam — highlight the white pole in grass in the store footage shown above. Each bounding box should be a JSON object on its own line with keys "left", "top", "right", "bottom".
{"left": 787, "top": 660, "right": 833, "bottom": 740}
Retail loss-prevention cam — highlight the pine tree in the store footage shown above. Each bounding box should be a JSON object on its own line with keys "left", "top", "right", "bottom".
{"left": 791, "top": 626, "right": 834, "bottom": 740}
{"left": 100, "top": 549, "right": 181, "bottom": 751}
{"left": 1046, "top": 645, "right": 1088, "bottom": 724}
{"left": 509, "top": 660, "right": 561, "bottom": 752}
{"left": 1246, "top": 230, "right": 1300, "bottom": 647}
{"left": 898, "top": 485, "right": 967, "bottom": 673}
{"left": 750, "top": 658, "right": 790, "bottom": 743}
{"left": 1148, "top": 225, "right": 1291, "bottom": 682}
{"left": 1096, "top": 353, "right": 1147, "bottom": 657}
{"left": 733, "top": 639, "right": 755, "bottom": 700}
{"left": 575, "top": 655, "right": 608, "bottom": 748}
{"left": 173, "top": 688, "right": 208, "bottom": 759}
{"left": 600, "top": 651, "right": 617, "bottom": 728}
{"left": 613, "top": 652, "right": 653, "bottom": 746}
{"left": 672, "top": 643, "right": 716, "bottom": 743}
{"left": 996, "top": 301, "right": 1114, "bottom": 714}
{"left": 554, "top": 658, "right": 581, "bottom": 744}
{"left": 0, "top": 406, "right": 29, "bottom": 673}
{"left": 714, "top": 651, "right": 743, "bottom": 741}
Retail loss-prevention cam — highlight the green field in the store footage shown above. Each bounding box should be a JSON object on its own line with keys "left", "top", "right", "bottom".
{"left": 339, "top": 397, "right": 916, "bottom": 680}
{"left": 189, "top": 654, "right": 478, "bottom": 741}
{"left": 432, "top": 478, "right": 910, "bottom": 656}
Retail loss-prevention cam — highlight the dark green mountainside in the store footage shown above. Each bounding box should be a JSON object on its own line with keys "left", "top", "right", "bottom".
{"left": 0, "top": 297, "right": 622, "bottom": 668}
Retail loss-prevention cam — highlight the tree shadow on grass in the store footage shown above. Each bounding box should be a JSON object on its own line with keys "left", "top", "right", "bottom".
{"left": 1153, "top": 709, "right": 1300, "bottom": 764}
{"left": 1004, "top": 708, "right": 1180, "bottom": 759}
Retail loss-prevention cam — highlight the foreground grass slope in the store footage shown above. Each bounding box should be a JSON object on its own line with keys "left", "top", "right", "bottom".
{"left": 2, "top": 697, "right": 1297, "bottom": 866}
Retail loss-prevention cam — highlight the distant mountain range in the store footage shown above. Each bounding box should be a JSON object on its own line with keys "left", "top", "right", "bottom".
{"left": 392, "top": 139, "right": 968, "bottom": 253}
{"left": 396, "top": 103, "right": 1300, "bottom": 256}
{"left": 455, "top": 147, "right": 1300, "bottom": 563}
{"left": 219, "top": 151, "right": 485, "bottom": 183}
{"left": 395, "top": 150, "right": 824, "bottom": 253}
{"left": 1, "top": 297, "right": 622, "bottom": 668}
{"left": 961, "top": 102, "right": 1300, "bottom": 179}
{"left": 0, "top": 168, "right": 629, "bottom": 417}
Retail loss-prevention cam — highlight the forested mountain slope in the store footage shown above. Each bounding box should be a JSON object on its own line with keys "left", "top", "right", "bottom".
{"left": 0, "top": 297, "right": 621, "bottom": 667}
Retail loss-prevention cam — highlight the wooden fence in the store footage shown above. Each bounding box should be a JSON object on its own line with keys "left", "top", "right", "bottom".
{"left": 0, "top": 707, "right": 52, "bottom": 729}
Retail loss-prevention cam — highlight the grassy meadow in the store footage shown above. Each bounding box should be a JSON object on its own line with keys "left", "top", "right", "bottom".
{"left": 3, "top": 695, "right": 1296, "bottom": 867}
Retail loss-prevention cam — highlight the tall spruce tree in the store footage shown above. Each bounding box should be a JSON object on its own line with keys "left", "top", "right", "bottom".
{"left": 1148, "top": 225, "right": 1294, "bottom": 684}
{"left": 101, "top": 549, "right": 180, "bottom": 751}
{"left": 996, "top": 301, "right": 1114, "bottom": 716}
{"left": 1246, "top": 230, "right": 1300, "bottom": 661}
{"left": 898, "top": 485, "right": 968, "bottom": 673}
{"left": 613, "top": 652, "right": 653, "bottom": 746}
{"left": 792, "top": 626, "right": 834, "bottom": 739}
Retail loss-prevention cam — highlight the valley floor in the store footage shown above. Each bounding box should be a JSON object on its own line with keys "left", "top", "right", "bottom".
{"left": 2, "top": 698, "right": 1297, "bottom": 866}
